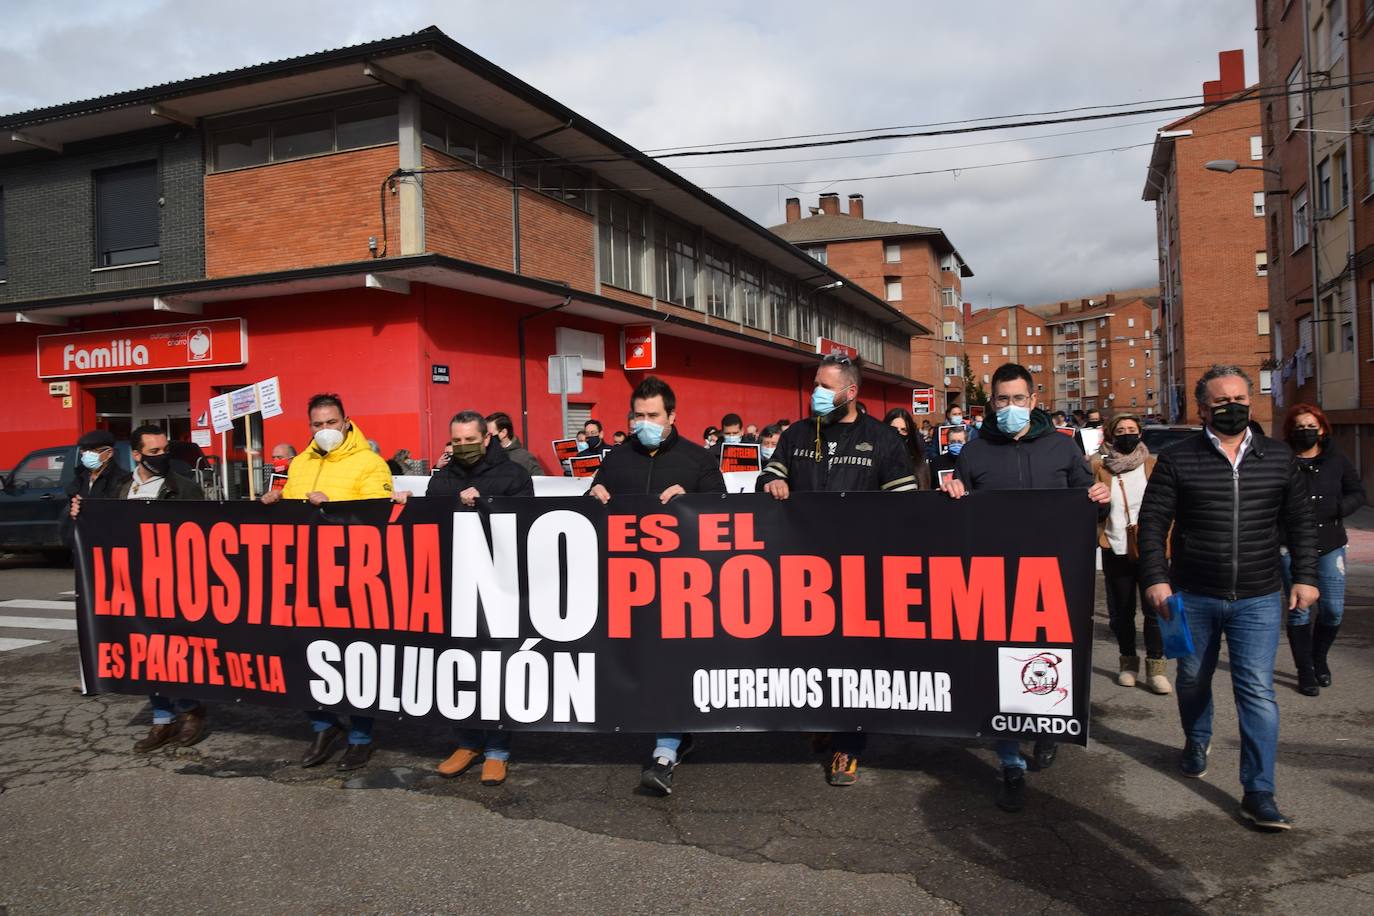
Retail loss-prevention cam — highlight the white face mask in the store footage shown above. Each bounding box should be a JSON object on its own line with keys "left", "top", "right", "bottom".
{"left": 314, "top": 427, "right": 345, "bottom": 453}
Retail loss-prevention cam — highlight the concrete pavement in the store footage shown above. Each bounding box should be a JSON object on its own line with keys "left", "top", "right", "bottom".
{"left": 0, "top": 550, "right": 1372, "bottom": 914}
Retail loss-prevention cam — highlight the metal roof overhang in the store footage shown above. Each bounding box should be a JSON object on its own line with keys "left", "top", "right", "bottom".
{"left": 2, "top": 30, "right": 924, "bottom": 340}
{"left": 0, "top": 254, "right": 926, "bottom": 388}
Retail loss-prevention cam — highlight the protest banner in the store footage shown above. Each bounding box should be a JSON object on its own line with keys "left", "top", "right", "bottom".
{"left": 74, "top": 491, "right": 1096, "bottom": 743}
{"left": 569, "top": 454, "right": 602, "bottom": 478}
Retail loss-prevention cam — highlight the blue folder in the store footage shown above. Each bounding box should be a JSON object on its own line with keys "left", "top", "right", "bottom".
{"left": 1158, "top": 594, "right": 1196, "bottom": 659}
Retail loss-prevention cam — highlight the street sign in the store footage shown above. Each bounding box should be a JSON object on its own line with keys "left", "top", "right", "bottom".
{"left": 432, "top": 364, "right": 450, "bottom": 384}
{"left": 621, "top": 325, "right": 656, "bottom": 370}
{"left": 548, "top": 355, "right": 584, "bottom": 394}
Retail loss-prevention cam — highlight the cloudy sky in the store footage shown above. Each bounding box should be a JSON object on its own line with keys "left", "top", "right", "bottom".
{"left": 3, "top": 0, "right": 1257, "bottom": 308}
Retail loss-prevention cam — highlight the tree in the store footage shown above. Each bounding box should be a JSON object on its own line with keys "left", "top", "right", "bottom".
{"left": 963, "top": 354, "right": 988, "bottom": 406}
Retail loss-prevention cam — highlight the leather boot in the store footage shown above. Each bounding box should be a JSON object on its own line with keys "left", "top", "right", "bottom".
{"left": 301, "top": 724, "right": 345, "bottom": 767}
{"left": 134, "top": 722, "right": 180, "bottom": 753}
{"left": 1116, "top": 655, "right": 1140, "bottom": 688}
{"left": 1145, "top": 657, "right": 1172, "bottom": 695}
{"left": 1286, "top": 623, "right": 1320, "bottom": 696}
{"left": 174, "top": 706, "right": 208, "bottom": 747}
{"left": 1312, "top": 623, "right": 1340, "bottom": 687}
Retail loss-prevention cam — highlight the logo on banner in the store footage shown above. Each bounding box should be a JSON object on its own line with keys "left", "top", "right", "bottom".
{"left": 997, "top": 648, "right": 1072, "bottom": 714}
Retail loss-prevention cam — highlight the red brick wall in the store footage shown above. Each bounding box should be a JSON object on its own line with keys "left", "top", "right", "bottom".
{"left": 204, "top": 146, "right": 400, "bottom": 277}
{"left": 516, "top": 188, "right": 596, "bottom": 288}
{"left": 422, "top": 146, "right": 514, "bottom": 272}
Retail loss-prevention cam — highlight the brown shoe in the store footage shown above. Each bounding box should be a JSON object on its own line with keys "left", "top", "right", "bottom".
{"left": 336, "top": 742, "right": 375, "bottom": 772}
{"left": 300, "top": 724, "right": 345, "bottom": 767}
{"left": 134, "top": 723, "right": 180, "bottom": 753}
{"left": 173, "top": 707, "right": 208, "bottom": 747}
{"left": 480, "top": 757, "right": 508, "bottom": 786}
{"left": 437, "top": 747, "right": 481, "bottom": 778}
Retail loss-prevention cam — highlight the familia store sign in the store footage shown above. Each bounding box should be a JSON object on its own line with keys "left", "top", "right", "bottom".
{"left": 37, "top": 318, "right": 248, "bottom": 379}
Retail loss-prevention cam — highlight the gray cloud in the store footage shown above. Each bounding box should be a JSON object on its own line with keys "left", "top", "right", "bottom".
{"left": 2, "top": 1, "right": 1257, "bottom": 306}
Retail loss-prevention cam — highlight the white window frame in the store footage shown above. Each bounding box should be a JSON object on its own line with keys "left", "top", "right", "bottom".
{"left": 1250, "top": 135, "right": 1263, "bottom": 161}
{"left": 885, "top": 279, "right": 902, "bottom": 301}
{"left": 1257, "top": 250, "right": 1269, "bottom": 277}
{"left": 1293, "top": 187, "right": 1310, "bottom": 251}
{"left": 884, "top": 242, "right": 901, "bottom": 264}
{"left": 1254, "top": 191, "right": 1266, "bottom": 217}
{"left": 1258, "top": 309, "right": 1271, "bottom": 335}
{"left": 1287, "top": 61, "right": 1305, "bottom": 133}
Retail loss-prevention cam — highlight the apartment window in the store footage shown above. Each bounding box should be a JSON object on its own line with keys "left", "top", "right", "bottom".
{"left": 1255, "top": 250, "right": 1269, "bottom": 277}
{"left": 598, "top": 192, "right": 646, "bottom": 293}
{"left": 1145, "top": 349, "right": 1151, "bottom": 358}
{"left": 94, "top": 161, "right": 159, "bottom": 267}
{"left": 211, "top": 98, "right": 400, "bottom": 171}
{"left": 805, "top": 246, "right": 827, "bottom": 265}
{"left": 944, "top": 356, "right": 960, "bottom": 377}
{"left": 1127, "top": 317, "right": 1135, "bottom": 328}
{"left": 942, "top": 321, "right": 960, "bottom": 341}
{"left": 1129, "top": 358, "right": 1136, "bottom": 368}
{"left": 1317, "top": 158, "right": 1332, "bottom": 214}
{"left": 272, "top": 111, "right": 334, "bottom": 160}
{"left": 1001, "top": 346, "right": 1008, "bottom": 356}
{"left": 0, "top": 187, "right": 6, "bottom": 282}
{"left": 656, "top": 218, "right": 697, "bottom": 309}
{"left": 941, "top": 287, "right": 958, "bottom": 307}
{"left": 1260, "top": 369, "right": 1274, "bottom": 394}
{"left": 1000, "top": 328, "right": 1006, "bottom": 337}
{"left": 1293, "top": 187, "right": 1310, "bottom": 250}
{"left": 1250, "top": 135, "right": 1263, "bottom": 161}
{"left": 212, "top": 124, "right": 269, "bottom": 170}
{"left": 1287, "top": 61, "right": 1304, "bottom": 131}
{"left": 884, "top": 242, "right": 901, "bottom": 263}
{"left": 1129, "top": 339, "right": 1135, "bottom": 348}
{"left": 769, "top": 273, "right": 793, "bottom": 339}
{"left": 1334, "top": 147, "right": 1349, "bottom": 209}
{"left": 1098, "top": 318, "right": 1106, "bottom": 328}
{"left": 738, "top": 257, "right": 764, "bottom": 330}
{"left": 1254, "top": 191, "right": 1266, "bottom": 217}
{"left": 1145, "top": 368, "right": 1152, "bottom": 378}
{"left": 885, "top": 279, "right": 903, "bottom": 301}
{"left": 1101, "top": 359, "right": 1108, "bottom": 369}
{"left": 703, "top": 240, "right": 735, "bottom": 321}
{"left": 1330, "top": 1, "right": 1346, "bottom": 64}
{"left": 983, "top": 374, "right": 990, "bottom": 384}
{"left": 1342, "top": 304, "right": 1355, "bottom": 353}
{"left": 1035, "top": 326, "right": 1042, "bottom": 336}
{"left": 981, "top": 335, "right": 988, "bottom": 345}
{"left": 337, "top": 101, "right": 402, "bottom": 152}
{"left": 982, "top": 353, "right": 990, "bottom": 365}
{"left": 1258, "top": 309, "right": 1271, "bottom": 335}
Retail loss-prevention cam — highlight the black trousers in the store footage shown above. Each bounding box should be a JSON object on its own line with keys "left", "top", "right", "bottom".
{"left": 1101, "top": 549, "right": 1162, "bottom": 659}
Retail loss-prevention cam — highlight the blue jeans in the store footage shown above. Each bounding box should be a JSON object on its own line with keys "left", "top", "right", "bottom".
{"left": 150, "top": 695, "right": 199, "bottom": 725}
{"left": 458, "top": 729, "right": 511, "bottom": 761}
{"left": 1174, "top": 591, "right": 1283, "bottom": 794}
{"left": 996, "top": 740, "right": 1026, "bottom": 771}
{"left": 654, "top": 733, "right": 684, "bottom": 764}
{"left": 1280, "top": 547, "right": 1346, "bottom": 627}
{"left": 307, "top": 711, "right": 374, "bottom": 745}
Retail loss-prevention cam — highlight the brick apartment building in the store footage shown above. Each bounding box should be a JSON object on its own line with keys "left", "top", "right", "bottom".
{"left": 1034, "top": 295, "right": 1163, "bottom": 417}
{"left": 0, "top": 28, "right": 929, "bottom": 475}
{"left": 1143, "top": 50, "right": 1273, "bottom": 427}
{"left": 1258, "top": 0, "right": 1374, "bottom": 481}
{"left": 962, "top": 305, "right": 1050, "bottom": 401}
{"left": 769, "top": 194, "right": 972, "bottom": 411}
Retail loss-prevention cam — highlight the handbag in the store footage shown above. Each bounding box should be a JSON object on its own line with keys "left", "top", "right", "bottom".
{"left": 1117, "top": 474, "right": 1140, "bottom": 561}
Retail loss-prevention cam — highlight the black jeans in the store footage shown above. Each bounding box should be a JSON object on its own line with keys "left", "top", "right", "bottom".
{"left": 1102, "top": 550, "right": 1162, "bottom": 659}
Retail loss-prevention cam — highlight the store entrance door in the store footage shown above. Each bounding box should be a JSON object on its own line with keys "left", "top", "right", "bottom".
{"left": 91, "top": 380, "right": 192, "bottom": 443}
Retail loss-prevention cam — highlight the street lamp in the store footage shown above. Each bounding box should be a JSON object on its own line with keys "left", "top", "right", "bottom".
{"left": 1205, "top": 159, "right": 1282, "bottom": 177}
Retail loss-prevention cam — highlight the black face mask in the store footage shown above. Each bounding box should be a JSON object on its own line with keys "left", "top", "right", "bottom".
{"left": 1208, "top": 401, "right": 1251, "bottom": 436}
{"left": 140, "top": 454, "right": 172, "bottom": 477}
{"left": 1085, "top": 419, "right": 1102, "bottom": 429}
{"left": 1290, "top": 428, "right": 1321, "bottom": 451}
{"left": 1114, "top": 434, "right": 1141, "bottom": 454}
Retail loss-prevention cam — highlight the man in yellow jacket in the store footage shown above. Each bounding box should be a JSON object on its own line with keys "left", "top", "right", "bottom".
{"left": 262, "top": 392, "right": 394, "bottom": 771}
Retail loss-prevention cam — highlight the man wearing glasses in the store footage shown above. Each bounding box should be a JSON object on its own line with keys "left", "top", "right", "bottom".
{"left": 940, "top": 363, "right": 1110, "bottom": 812}
{"left": 1137, "top": 365, "right": 1318, "bottom": 831}
{"left": 758, "top": 354, "right": 918, "bottom": 787}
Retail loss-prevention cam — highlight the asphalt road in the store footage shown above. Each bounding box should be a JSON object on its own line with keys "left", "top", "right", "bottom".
{"left": 1, "top": 546, "right": 1372, "bottom": 915}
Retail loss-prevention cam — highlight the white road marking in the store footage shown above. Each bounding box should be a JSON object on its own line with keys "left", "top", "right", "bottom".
{"left": 0, "top": 599, "right": 76, "bottom": 611}
{"left": 0, "top": 637, "right": 47, "bottom": 651}
{"left": 0, "top": 616, "right": 77, "bottom": 631}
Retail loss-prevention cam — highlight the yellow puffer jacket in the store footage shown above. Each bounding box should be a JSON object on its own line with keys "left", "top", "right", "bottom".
{"left": 281, "top": 421, "right": 393, "bottom": 501}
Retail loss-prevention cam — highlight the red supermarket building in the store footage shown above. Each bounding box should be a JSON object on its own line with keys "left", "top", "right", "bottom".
{"left": 0, "top": 28, "right": 927, "bottom": 477}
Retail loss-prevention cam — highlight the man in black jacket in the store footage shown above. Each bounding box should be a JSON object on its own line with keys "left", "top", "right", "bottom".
{"left": 431, "top": 410, "right": 534, "bottom": 788}
{"left": 70, "top": 425, "right": 209, "bottom": 752}
{"left": 484, "top": 411, "right": 545, "bottom": 476}
{"left": 60, "top": 429, "right": 132, "bottom": 548}
{"left": 758, "top": 354, "right": 917, "bottom": 788}
{"left": 1138, "top": 365, "right": 1318, "bottom": 831}
{"left": 940, "top": 364, "right": 1110, "bottom": 812}
{"left": 589, "top": 376, "right": 724, "bottom": 796}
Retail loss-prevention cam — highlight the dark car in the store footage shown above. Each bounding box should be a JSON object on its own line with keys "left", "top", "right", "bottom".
{"left": 1140, "top": 424, "right": 1202, "bottom": 456}
{"left": 0, "top": 442, "right": 133, "bottom": 554}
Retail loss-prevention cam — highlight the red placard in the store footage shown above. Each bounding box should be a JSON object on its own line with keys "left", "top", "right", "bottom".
{"left": 969, "top": 405, "right": 985, "bottom": 420}
{"left": 37, "top": 318, "right": 247, "bottom": 379}
{"left": 816, "top": 337, "right": 859, "bottom": 360}
{"left": 569, "top": 454, "right": 602, "bottom": 478}
{"left": 552, "top": 438, "right": 580, "bottom": 462}
{"left": 719, "top": 442, "right": 762, "bottom": 473}
{"left": 622, "top": 325, "right": 657, "bottom": 370}
{"left": 912, "top": 387, "right": 935, "bottom": 415}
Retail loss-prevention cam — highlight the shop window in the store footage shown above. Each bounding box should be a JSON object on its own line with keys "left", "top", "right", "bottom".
{"left": 94, "top": 162, "right": 159, "bottom": 267}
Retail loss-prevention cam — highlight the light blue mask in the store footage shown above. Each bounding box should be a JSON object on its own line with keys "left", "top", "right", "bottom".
{"left": 761, "top": 446, "right": 775, "bottom": 461}
{"left": 576, "top": 441, "right": 588, "bottom": 453}
{"left": 80, "top": 450, "right": 103, "bottom": 470}
{"left": 634, "top": 420, "right": 665, "bottom": 449}
{"left": 811, "top": 386, "right": 838, "bottom": 417}
{"left": 724, "top": 435, "right": 742, "bottom": 445}
{"left": 996, "top": 404, "right": 1031, "bottom": 435}
{"left": 947, "top": 441, "right": 964, "bottom": 456}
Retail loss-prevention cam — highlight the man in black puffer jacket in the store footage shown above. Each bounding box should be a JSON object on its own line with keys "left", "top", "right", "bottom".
{"left": 1137, "top": 365, "right": 1319, "bottom": 832}
{"left": 430, "top": 409, "right": 533, "bottom": 788}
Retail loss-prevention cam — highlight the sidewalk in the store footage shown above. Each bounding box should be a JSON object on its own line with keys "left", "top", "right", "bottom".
{"left": 1344, "top": 504, "right": 1374, "bottom": 566}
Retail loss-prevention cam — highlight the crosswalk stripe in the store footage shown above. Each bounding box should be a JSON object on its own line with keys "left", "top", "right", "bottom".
{"left": 0, "top": 637, "right": 47, "bottom": 651}
{"left": 0, "top": 616, "right": 77, "bottom": 631}
{"left": 0, "top": 599, "right": 76, "bottom": 610}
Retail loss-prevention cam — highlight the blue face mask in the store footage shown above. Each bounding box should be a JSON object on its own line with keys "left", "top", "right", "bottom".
{"left": 80, "top": 450, "right": 103, "bottom": 470}
{"left": 811, "top": 386, "right": 839, "bottom": 417}
{"left": 576, "top": 440, "right": 588, "bottom": 453}
{"left": 724, "top": 435, "right": 742, "bottom": 445}
{"left": 948, "top": 441, "right": 964, "bottom": 456}
{"left": 761, "top": 446, "right": 775, "bottom": 461}
{"left": 996, "top": 404, "right": 1031, "bottom": 435}
{"left": 634, "top": 420, "right": 665, "bottom": 449}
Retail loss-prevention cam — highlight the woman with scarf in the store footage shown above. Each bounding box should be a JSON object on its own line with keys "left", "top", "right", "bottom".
{"left": 883, "top": 407, "right": 932, "bottom": 489}
{"left": 1279, "top": 403, "right": 1366, "bottom": 696}
{"left": 1092, "top": 413, "right": 1170, "bottom": 694}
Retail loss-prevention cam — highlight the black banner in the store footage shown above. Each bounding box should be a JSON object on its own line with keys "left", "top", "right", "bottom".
{"left": 74, "top": 491, "right": 1097, "bottom": 744}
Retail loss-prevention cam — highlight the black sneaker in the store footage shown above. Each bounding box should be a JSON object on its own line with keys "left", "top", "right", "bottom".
{"left": 996, "top": 767, "right": 1026, "bottom": 813}
{"left": 1030, "top": 739, "right": 1058, "bottom": 771}
{"left": 1241, "top": 792, "right": 1292, "bottom": 831}
{"left": 640, "top": 756, "right": 675, "bottom": 796}
{"left": 1179, "top": 739, "right": 1210, "bottom": 778}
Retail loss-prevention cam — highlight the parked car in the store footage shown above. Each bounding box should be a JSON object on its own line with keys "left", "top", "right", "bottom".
{"left": 0, "top": 442, "right": 132, "bottom": 554}
{"left": 1140, "top": 424, "right": 1202, "bottom": 455}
